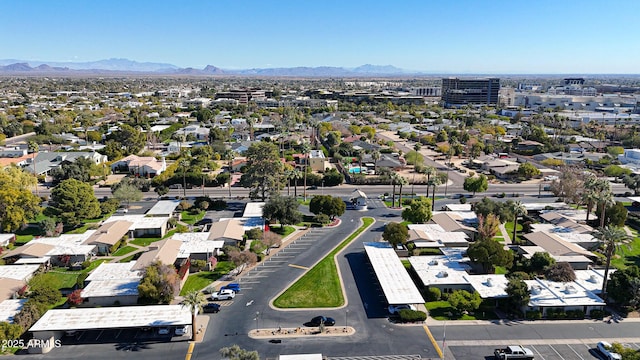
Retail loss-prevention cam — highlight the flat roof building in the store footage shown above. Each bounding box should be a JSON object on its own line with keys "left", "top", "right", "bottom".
{"left": 441, "top": 78, "right": 500, "bottom": 107}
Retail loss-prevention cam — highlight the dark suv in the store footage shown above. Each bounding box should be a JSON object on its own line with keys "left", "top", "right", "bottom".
{"left": 203, "top": 303, "right": 221, "bottom": 313}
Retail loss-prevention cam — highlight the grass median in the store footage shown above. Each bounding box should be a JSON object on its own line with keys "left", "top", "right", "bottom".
{"left": 273, "top": 217, "right": 374, "bottom": 308}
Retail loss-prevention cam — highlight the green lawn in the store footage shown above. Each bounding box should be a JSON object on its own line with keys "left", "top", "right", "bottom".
{"left": 504, "top": 221, "right": 524, "bottom": 243}
{"left": 180, "top": 210, "right": 205, "bottom": 225}
{"left": 273, "top": 217, "right": 374, "bottom": 308}
{"left": 297, "top": 198, "right": 311, "bottom": 206}
{"left": 611, "top": 227, "right": 640, "bottom": 269}
{"left": 426, "top": 300, "right": 498, "bottom": 321}
{"left": 129, "top": 228, "right": 178, "bottom": 247}
{"left": 119, "top": 253, "right": 142, "bottom": 263}
{"left": 30, "top": 271, "right": 79, "bottom": 290}
{"left": 112, "top": 246, "right": 137, "bottom": 257}
{"left": 271, "top": 225, "right": 295, "bottom": 237}
{"left": 179, "top": 261, "right": 235, "bottom": 296}
{"left": 15, "top": 234, "right": 34, "bottom": 245}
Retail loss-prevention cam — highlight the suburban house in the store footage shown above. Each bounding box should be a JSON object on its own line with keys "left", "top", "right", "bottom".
{"left": 171, "top": 232, "right": 224, "bottom": 261}
{"left": 23, "top": 151, "right": 108, "bottom": 177}
{"left": 207, "top": 219, "right": 245, "bottom": 246}
{"left": 131, "top": 239, "right": 182, "bottom": 271}
{"left": 146, "top": 200, "right": 181, "bottom": 218}
{"left": 3, "top": 232, "right": 97, "bottom": 266}
{"left": 104, "top": 215, "right": 170, "bottom": 238}
{"left": 82, "top": 221, "right": 132, "bottom": 255}
{"left": 408, "top": 224, "right": 470, "bottom": 248}
{"left": 110, "top": 155, "right": 166, "bottom": 177}
{"left": 80, "top": 261, "right": 142, "bottom": 307}
{"left": 0, "top": 265, "right": 40, "bottom": 301}
{"left": 0, "top": 233, "right": 16, "bottom": 247}
{"left": 520, "top": 231, "right": 596, "bottom": 270}
{"left": 430, "top": 212, "right": 477, "bottom": 240}
{"left": 307, "top": 150, "right": 328, "bottom": 172}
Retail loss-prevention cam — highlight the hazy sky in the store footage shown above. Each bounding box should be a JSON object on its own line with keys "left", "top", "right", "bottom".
{"left": 1, "top": 0, "right": 639, "bottom": 74}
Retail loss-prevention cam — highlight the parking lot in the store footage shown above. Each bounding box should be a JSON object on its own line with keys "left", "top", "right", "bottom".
{"left": 449, "top": 342, "right": 640, "bottom": 360}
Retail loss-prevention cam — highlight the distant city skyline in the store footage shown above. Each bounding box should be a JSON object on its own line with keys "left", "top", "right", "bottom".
{"left": 1, "top": 0, "right": 639, "bottom": 74}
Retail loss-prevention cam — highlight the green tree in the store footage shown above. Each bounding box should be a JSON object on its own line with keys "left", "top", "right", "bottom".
{"left": 594, "top": 226, "right": 631, "bottom": 299}
{"left": 607, "top": 265, "right": 640, "bottom": 309}
{"left": 0, "top": 166, "right": 41, "bottom": 232}
{"left": 322, "top": 168, "right": 344, "bottom": 187}
{"left": 47, "top": 179, "right": 100, "bottom": 227}
{"left": 463, "top": 174, "right": 488, "bottom": 196}
{"left": 382, "top": 222, "right": 409, "bottom": 247}
{"left": 545, "top": 262, "right": 576, "bottom": 282}
{"left": 220, "top": 344, "right": 259, "bottom": 360}
{"left": 0, "top": 321, "right": 23, "bottom": 341}
{"left": 309, "top": 195, "right": 346, "bottom": 220}
{"left": 262, "top": 195, "right": 302, "bottom": 226}
{"left": 517, "top": 162, "right": 541, "bottom": 179}
{"left": 137, "top": 261, "right": 180, "bottom": 304}
{"left": 155, "top": 184, "right": 169, "bottom": 198}
{"left": 529, "top": 252, "right": 555, "bottom": 274}
{"left": 404, "top": 150, "right": 424, "bottom": 166}
{"left": 181, "top": 290, "right": 208, "bottom": 341}
{"left": 604, "top": 165, "right": 631, "bottom": 179}
{"left": 106, "top": 123, "right": 145, "bottom": 156}
{"left": 467, "top": 239, "right": 514, "bottom": 273}
{"left": 112, "top": 183, "right": 143, "bottom": 208}
{"left": 505, "top": 278, "right": 530, "bottom": 311}
{"left": 595, "top": 201, "right": 628, "bottom": 227}
{"left": 448, "top": 290, "right": 482, "bottom": 315}
{"left": 240, "top": 142, "right": 285, "bottom": 201}
{"left": 401, "top": 196, "right": 432, "bottom": 224}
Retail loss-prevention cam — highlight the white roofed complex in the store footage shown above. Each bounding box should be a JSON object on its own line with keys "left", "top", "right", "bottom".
{"left": 243, "top": 202, "right": 265, "bottom": 218}
{"left": 146, "top": 200, "right": 181, "bottom": 216}
{"left": 0, "top": 299, "right": 27, "bottom": 323}
{"left": 363, "top": 242, "right": 424, "bottom": 305}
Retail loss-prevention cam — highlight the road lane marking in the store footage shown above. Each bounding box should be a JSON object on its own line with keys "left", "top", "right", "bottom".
{"left": 288, "top": 264, "right": 309, "bottom": 270}
{"left": 185, "top": 341, "right": 195, "bottom": 360}
{"left": 422, "top": 325, "right": 443, "bottom": 359}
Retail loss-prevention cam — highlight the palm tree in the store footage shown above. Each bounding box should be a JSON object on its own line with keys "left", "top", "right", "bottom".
{"left": 180, "top": 159, "right": 190, "bottom": 198}
{"left": 511, "top": 201, "right": 527, "bottom": 244}
{"left": 181, "top": 290, "right": 208, "bottom": 341}
{"left": 593, "top": 179, "right": 614, "bottom": 228}
{"left": 390, "top": 173, "right": 399, "bottom": 208}
{"left": 593, "top": 226, "right": 631, "bottom": 300}
{"left": 301, "top": 142, "right": 311, "bottom": 201}
{"left": 581, "top": 175, "right": 599, "bottom": 222}
{"left": 28, "top": 141, "right": 39, "bottom": 195}
{"left": 291, "top": 169, "right": 302, "bottom": 198}
{"left": 428, "top": 176, "right": 442, "bottom": 206}
{"left": 223, "top": 150, "right": 235, "bottom": 198}
{"left": 397, "top": 175, "right": 408, "bottom": 208}
{"left": 371, "top": 150, "right": 381, "bottom": 175}
{"left": 422, "top": 166, "right": 436, "bottom": 197}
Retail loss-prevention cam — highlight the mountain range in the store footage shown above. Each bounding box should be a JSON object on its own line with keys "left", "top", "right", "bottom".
{"left": 0, "top": 58, "right": 417, "bottom": 77}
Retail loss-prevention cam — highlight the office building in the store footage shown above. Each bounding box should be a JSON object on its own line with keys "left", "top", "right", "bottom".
{"left": 441, "top": 78, "right": 500, "bottom": 107}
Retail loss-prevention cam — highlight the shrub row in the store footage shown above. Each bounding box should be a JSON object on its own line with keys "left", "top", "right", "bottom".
{"left": 398, "top": 309, "right": 427, "bottom": 322}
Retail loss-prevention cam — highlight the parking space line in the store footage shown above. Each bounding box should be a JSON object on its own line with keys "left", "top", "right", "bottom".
{"left": 115, "top": 329, "right": 122, "bottom": 339}
{"left": 567, "top": 344, "right": 584, "bottom": 359}
{"left": 289, "top": 264, "right": 309, "bottom": 270}
{"left": 531, "top": 345, "right": 546, "bottom": 360}
{"left": 549, "top": 345, "right": 565, "bottom": 360}
{"left": 95, "top": 330, "right": 104, "bottom": 341}
{"left": 422, "top": 325, "right": 443, "bottom": 359}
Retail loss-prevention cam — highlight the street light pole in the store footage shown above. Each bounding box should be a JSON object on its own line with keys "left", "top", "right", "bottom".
{"left": 255, "top": 311, "right": 260, "bottom": 331}
{"left": 322, "top": 180, "right": 324, "bottom": 196}
{"left": 345, "top": 309, "right": 349, "bottom": 328}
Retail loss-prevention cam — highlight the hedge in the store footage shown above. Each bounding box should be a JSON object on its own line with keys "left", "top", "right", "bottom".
{"left": 398, "top": 309, "right": 427, "bottom": 322}
{"left": 526, "top": 310, "right": 541, "bottom": 320}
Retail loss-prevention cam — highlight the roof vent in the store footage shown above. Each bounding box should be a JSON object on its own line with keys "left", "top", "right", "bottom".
{"left": 437, "top": 271, "right": 448, "bottom": 278}
{"left": 531, "top": 285, "right": 541, "bottom": 295}
{"left": 565, "top": 285, "right": 577, "bottom": 294}
{"left": 429, "top": 259, "right": 439, "bottom": 266}
{"left": 486, "top": 278, "right": 493, "bottom": 287}
{"left": 588, "top": 275, "right": 598, "bottom": 283}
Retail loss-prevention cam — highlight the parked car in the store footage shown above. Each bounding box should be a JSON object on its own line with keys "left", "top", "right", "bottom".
{"left": 308, "top": 316, "right": 335, "bottom": 327}
{"left": 220, "top": 283, "right": 241, "bottom": 293}
{"left": 158, "top": 327, "right": 170, "bottom": 335}
{"left": 174, "top": 326, "right": 189, "bottom": 336}
{"left": 597, "top": 341, "right": 622, "bottom": 360}
{"left": 388, "top": 304, "right": 417, "bottom": 315}
{"left": 210, "top": 289, "right": 235, "bottom": 301}
{"left": 203, "top": 303, "right": 221, "bottom": 313}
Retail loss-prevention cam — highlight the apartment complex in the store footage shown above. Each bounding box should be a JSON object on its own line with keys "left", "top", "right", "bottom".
{"left": 441, "top": 78, "right": 500, "bottom": 107}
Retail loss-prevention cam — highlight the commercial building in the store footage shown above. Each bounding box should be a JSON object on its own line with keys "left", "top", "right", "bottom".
{"left": 441, "top": 78, "right": 500, "bottom": 107}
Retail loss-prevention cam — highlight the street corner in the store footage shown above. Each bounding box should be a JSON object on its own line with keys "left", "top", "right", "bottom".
{"left": 248, "top": 326, "right": 356, "bottom": 339}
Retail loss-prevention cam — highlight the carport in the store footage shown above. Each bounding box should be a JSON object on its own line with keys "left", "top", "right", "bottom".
{"left": 363, "top": 242, "right": 424, "bottom": 305}
{"left": 29, "top": 305, "right": 191, "bottom": 354}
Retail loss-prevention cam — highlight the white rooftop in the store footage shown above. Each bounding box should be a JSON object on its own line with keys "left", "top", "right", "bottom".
{"left": 0, "top": 264, "right": 40, "bottom": 281}
{"left": 13, "top": 257, "right": 50, "bottom": 264}
{"left": 146, "top": 200, "right": 181, "bottom": 216}
{"left": 0, "top": 233, "right": 14, "bottom": 244}
{"left": 432, "top": 210, "right": 478, "bottom": 223}
{"left": 519, "top": 246, "right": 592, "bottom": 264}
{"left": 171, "top": 232, "right": 224, "bottom": 258}
{"left": 243, "top": 202, "right": 265, "bottom": 218}
{"left": 280, "top": 355, "right": 323, "bottom": 360}
{"left": 81, "top": 278, "right": 140, "bottom": 298}
{"left": 363, "top": 242, "right": 424, "bottom": 305}
{"left": 219, "top": 217, "right": 264, "bottom": 230}
{"left": 523, "top": 202, "right": 569, "bottom": 211}
{"left": 104, "top": 214, "right": 169, "bottom": 229}
{"left": 574, "top": 268, "right": 614, "bottom": 294}
{"left": 30, "top": 305, "right": 191, "bottom": 332}
{"left": 464, "top": 274, "right": 509, "bottom": 298}
{"left": 409, "top": 255, "right": 470, "bottom": 286}
{"left": 443, "top": 204, "right": 472, "bottom": 211}
{"left": 85, "top": 261, "right": 141, "bottom": 282}
{"left": 526, "top": 278, "right": 605, "bottom": 308}
{"left": 0, "top": 299, "right": 27, "bottom": 323}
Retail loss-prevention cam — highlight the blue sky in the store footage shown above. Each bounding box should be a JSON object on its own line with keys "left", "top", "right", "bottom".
{"left": 1, "top": 0, "right": 638, "bottom": 74}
